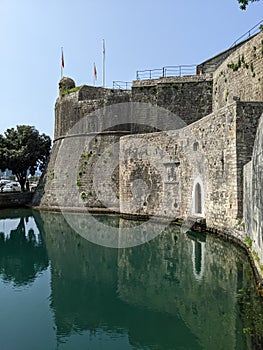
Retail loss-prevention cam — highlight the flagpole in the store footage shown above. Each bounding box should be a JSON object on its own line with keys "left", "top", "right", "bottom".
{"left": 102, "top": 39, "right": 105, "bottom": 88}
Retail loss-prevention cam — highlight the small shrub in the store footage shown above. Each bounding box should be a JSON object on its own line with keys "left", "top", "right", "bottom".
{"left": 76, "top": 179, "right": 82, "bottom": 187}
{"left": 244, "top": 236, "right": 252, "bottom": 249}
{"left": 252, "top": 250, "right": 260, "bottom": 262}
{"left": 61, "top": 86, "right": 82, "bottom": 96}
{"left": 80, "top": 192, "right": 87, "bottom": 200}
{"left": 49, "top": 170, "right": 55, "bottom": 180}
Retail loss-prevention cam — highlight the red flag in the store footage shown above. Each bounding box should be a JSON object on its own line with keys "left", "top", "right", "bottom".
{"left": 61, "top": 49, "right": 64, "bottom": 68}
{"left": 94, "top": 63, "right": 97, "bottom": 80}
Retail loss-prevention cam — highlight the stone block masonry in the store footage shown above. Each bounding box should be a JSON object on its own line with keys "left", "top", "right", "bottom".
{"left": 119, "top": 101, "right": 263, "bottom": 231}
{"left": 54, "top": 85, "right": 131, "bottom": 140}
{"left": 244, "top": 112, "right": 263, "bottom": 264}
{"left": 132, "top": 74, "right": 213, "bottom": 125}
{"left": 42, "top": 70, "right": 212, "bottom": 210}
{"left": 213, "top": 31, "right": 263, "bottom": 110}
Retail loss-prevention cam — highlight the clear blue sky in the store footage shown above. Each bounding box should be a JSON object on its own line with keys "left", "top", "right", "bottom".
{"left": 0, "top": 0, "right": 262, "bottom": 139}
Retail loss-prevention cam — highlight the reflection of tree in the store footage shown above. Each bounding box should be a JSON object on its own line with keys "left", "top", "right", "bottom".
{"left": 0, "top": 216, "right": 49, "bottom": 286}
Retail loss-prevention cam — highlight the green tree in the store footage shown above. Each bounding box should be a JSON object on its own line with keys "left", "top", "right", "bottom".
{"left": 237, "top": 0, "right": 260, "bottom": 10}
{"left": 0, "top": 125, "right": 51, "bottom": 190}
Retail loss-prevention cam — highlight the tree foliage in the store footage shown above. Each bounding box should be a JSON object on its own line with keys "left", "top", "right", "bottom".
{"left": 0, "top": 125, "right": 51, "bottom": 190}
{"left": 237, "top": 0, "right": 260, "bottom": 10}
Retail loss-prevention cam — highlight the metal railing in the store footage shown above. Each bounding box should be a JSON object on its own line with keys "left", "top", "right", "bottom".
{"left": 136, "top": 65, "right": 197, "bottom": 80}
{"left": 112, "top": 81, "right": 132, "bottom": 90}
{"left": 230, "top": 19, "right": 263, "bottom": 47}
{"left": 112, "top": 20, "right": 263, "bottom": 86}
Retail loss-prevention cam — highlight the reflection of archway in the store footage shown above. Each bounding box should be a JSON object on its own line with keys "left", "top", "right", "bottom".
{"left": 187, "top": 231, "right": 206, "bottom": 281}
{"left": 191, "top": 240, "right": 206, "bottom": 280}
{"left": 194, "top": 183, "right": 202, "bottom": 214}
{"left": 192, "top": 177, "right": 205, "bottom": 216}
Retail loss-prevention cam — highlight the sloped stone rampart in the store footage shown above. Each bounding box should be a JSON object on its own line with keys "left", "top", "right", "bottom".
{"left": 213, "top": 32, "right": 263, "bottom": 110}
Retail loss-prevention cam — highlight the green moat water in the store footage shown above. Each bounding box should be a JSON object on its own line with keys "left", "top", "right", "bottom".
{"left": 0, "top": 208, "right": 262, "bottom": 350}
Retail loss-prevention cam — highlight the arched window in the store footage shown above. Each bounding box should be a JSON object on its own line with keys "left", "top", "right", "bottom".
{"left": 194, "top": 183, "right": 202, "bottom": 214}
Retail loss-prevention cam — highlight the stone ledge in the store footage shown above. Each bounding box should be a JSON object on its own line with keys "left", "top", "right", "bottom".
{"left": 0, "top": 192, "right": 33, "bottom": 208}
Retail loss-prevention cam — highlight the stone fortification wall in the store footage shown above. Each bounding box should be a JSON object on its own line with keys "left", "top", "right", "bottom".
{"left": 38, "top": 129, "right": 130, "bottom": 209}
{"left": 41, "top": 85, "right": 132, "bottom": 209}
{"left": 213, "top": 31, "right": 263, "bottom": 111}
{"left": 37, "top": 31, "right": 263, "bottom": 237}
{"left": 55, "top": 85, "right": 131, "bottom": 139}
{"left": 40, "top": 75, "right": 211, "bottom": 209}
{"left": 120, "top": 104, "right": 236, "bottom": 228}
{"left": 244, "top": 113, "right": 263, "bottom": 265}
{"left": 236, "top": 102, "right": 263, "bottom": 217}
{"left": 119, "top": 102, "right": 263, "bottom": 231}
{"left": 132, "top": 74, "right": 213, "bottom": 125}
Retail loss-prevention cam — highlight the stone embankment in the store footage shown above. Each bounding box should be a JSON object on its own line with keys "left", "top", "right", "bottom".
{"left": 0, "top": 192, "right": 33, "bottom": 208}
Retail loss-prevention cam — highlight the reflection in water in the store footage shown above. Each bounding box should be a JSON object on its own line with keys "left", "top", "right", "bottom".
{"left": 0, "top": 210, "right": 48, "bottom": 286}
{"left": 187, "top": 231, "right": 206, "bottom": 280}
{"left": 40, "top": 211, "right": 201, "bottom": 349}
{"left": 0, "top": 209, "right": 263, "bottom": 349}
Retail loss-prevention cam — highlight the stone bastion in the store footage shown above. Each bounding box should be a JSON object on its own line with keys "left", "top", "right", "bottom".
{"left": 34, "top": 31, "right": 263, "bottom": 275}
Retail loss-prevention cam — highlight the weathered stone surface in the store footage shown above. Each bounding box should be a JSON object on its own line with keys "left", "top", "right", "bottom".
{"left": 132, "top": 75, "right": 213, "bottom": 125}
{"left": 120, "top": 102, "right": 263, "bottom": 230}
{"left": 55, "top": 86, "right": 131, "bottom": 139}
{"left": 213, "top": 32, "right": 263, "bottom": 110}
{"left": 244, "top": 112, "right": 263, "bottom": 263}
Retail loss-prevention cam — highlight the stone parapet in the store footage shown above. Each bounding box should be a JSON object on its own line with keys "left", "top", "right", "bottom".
{"left": 132, "top": 73, "right": 213, "bottom": 88}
